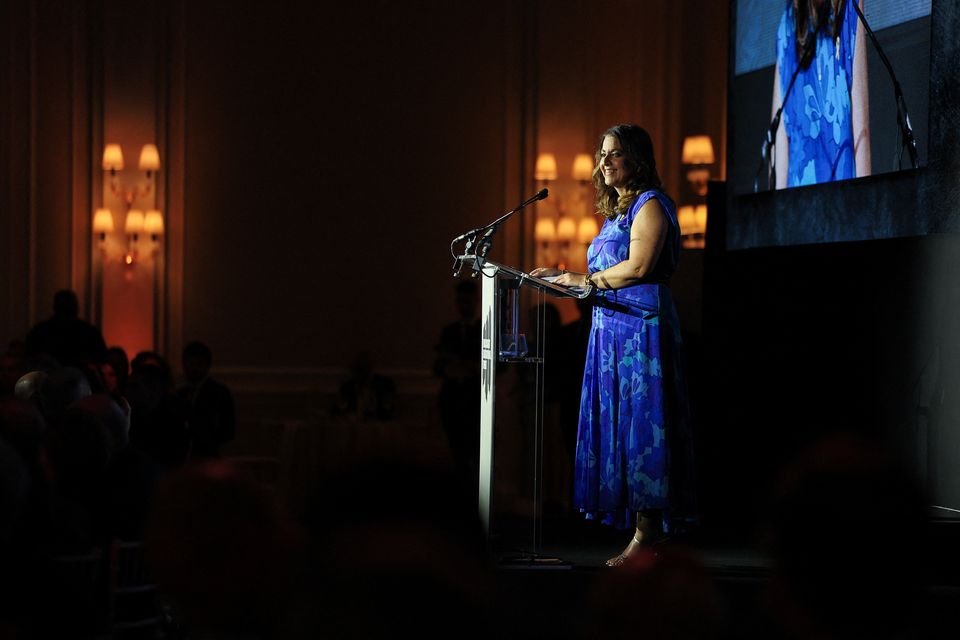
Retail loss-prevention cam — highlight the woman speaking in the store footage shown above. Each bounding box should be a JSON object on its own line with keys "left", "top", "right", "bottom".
{"left": 532, "top": 124, "right": 695, "bottom": 567}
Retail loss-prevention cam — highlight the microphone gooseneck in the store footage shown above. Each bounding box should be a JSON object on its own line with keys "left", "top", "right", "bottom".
{"left": 849, "top": 0, "right": 919, "bottom": 170}
{"left": 449, "top": 188, "right": 551, "bottom": 276}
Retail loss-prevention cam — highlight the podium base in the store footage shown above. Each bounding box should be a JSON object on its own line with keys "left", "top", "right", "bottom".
{"left": 498, "top": 553, "right": 572, "bottom": 570}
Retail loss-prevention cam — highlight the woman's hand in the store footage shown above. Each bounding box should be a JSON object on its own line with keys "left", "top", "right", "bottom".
{"left": 531, "top": 267, "right": 590, "bottom": 287}
{"left": 530, "top": 267, "right": 562, "bottom": 278}
{"left": 555, "top": 272, "right": 588, "bottom": 287}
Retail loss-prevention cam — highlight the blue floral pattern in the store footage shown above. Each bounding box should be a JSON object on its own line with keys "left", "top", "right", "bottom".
{"left": 573, "top": 190, "right": 694, "bottom": 531}
{"left": 777, "top": 0, "right": 858, "bottom": 186}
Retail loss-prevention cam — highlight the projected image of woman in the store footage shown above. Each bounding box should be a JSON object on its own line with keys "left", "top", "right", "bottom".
{"left": 772, "top": 0, "right": 871, "bottom": 188}
{"left": 531, "top": 124, "right": 696, "bottom": 567}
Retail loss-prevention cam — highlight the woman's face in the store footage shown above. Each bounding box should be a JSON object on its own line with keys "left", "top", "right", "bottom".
{"left": 600, "top": 135, "right": 631, "bottom": 193}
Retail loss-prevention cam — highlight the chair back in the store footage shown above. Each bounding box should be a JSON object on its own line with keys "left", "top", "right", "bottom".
{"left": 109, "top": 539, "right": 164, "bottom": 636}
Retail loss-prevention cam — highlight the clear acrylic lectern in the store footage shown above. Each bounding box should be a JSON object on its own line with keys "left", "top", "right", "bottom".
{"left": 457, "top": 254, "right": 591, "bottom": 561}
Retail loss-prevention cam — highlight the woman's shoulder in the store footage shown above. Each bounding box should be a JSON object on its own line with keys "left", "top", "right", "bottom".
{"left": 633, "top": 189, "right": 673, "bottom": 213}
{"left": 627, "top": 190, "right": 675, "bottom": 225}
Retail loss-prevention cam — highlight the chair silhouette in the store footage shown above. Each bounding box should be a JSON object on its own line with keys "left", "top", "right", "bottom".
{"left": 108, "top": 540, "right": 164, "bottom": 638}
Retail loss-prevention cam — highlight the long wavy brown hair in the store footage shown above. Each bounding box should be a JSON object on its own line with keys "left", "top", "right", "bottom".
{"left": 593, "top": 124, "right": 664, "bottom": 220}
{"left": 794, "top": 0, "right": 847, "bottom": 69}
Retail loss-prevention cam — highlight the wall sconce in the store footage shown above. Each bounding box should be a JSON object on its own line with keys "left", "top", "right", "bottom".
{"left": 534, "top": 153, "right": 559, "bottom": 182}
{"left": 91, "top": 208, "right": 116, "bottom": 329}
{"left": 556, "top": 216, "right": 576, "bottom": 243}
{"left": 681, "top": 135, "right": 715, "bottom": 197}
{"left": 93, "top": 208, "right": 114, "bottom": 244}
{"left": 577, "top": 216, "right": 599, "bottom": 244}
{"left": 97, "top": 143, "right": 163, "bottom": 268}
{"left": 103, "top": 143, "right": 161, "bottom": 205}
{"left": 144, "top": 209, "right": 164, "bottom": 242}
{"left": 678, "top": 204, "right": 708, "bottom": 249}
{"left": 572, "top": 154, "right": 594, "bottom": 183}
{"left": 535, "top": 217, "right": 557, "bottom": 247}
{"left": 124, "top": 209, "right": 145, "bottom": 265}
{"left": 555, "top": 215, "right": 578, "bottom": 270}
{"left": 533, "top": 150, "right": 601, "bottom": 269}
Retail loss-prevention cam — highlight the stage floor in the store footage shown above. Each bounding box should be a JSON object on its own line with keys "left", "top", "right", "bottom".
{"left": 483, "top": 512, "right": 960, "bottom": 639}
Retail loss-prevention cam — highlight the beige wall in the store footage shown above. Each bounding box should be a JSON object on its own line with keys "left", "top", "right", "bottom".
{"left": 1, "top": 0, "right": 727, "bottom": 386}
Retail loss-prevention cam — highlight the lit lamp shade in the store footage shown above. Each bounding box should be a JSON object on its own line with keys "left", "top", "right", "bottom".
{"left": 125, "top": 209, "right": 145, "bottom": 235}
{"left": 681, "top": 135, "right": 715, "bottom": 165}
{"left": 102, "top": 144, "right": 124, "bottom": 171}
{"left": 144, "top": 210, "right": 164, "bottom": 236}
{"left": 572, "top": 154, "right": 594, "bottom": 182}
{"left": 557, "top": 216, "right": 577, "bottom": 241}
{"left": 534, "top": 153, "right": 558, "bottom": 181}
{"left": 534, "top": 217, "right": 557, "bottom": 242}
{"left": 577, "top": 216, "right": 599, "bottom": 243}
{"left": 677, "top": 205, "right": 697, "bottom": 234}
{"left": 93, "top": 208, "right": 114, "bottom": 235}
{"left": 138, "top": 144, "right": 161, "bottom": 172}
{"left": 694, "top": 205, "right": 708, "bottom": 233}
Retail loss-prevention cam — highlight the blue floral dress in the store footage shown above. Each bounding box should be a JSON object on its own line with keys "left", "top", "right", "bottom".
{"left": 573, "top": 190, "right": 695, "bottom": 531}
{"left": 777, "top": 0, "right": 859, "bottom": 186}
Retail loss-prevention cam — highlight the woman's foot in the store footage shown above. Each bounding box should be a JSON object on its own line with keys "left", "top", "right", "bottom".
{"left": 605, "top": 533, "right": 644, "bottom": 567}
{"left": 605, "top": 521, "right": 670, "bottom": 567}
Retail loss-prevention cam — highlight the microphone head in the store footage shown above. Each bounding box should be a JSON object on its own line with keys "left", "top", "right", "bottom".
{"left": 537, "top": 188, "right": 549, "bottom": 200}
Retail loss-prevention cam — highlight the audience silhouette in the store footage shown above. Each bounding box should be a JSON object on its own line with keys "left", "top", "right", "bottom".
{"left": 25, "top": 290, "right": 107, "bottom": 384}
{"left": 103, "top": 345, "right": 130, "bottom": 399}
{"left": 746, "top": 433, "right": 928, "bottom": 640}
{"left": 0, "top": 286, "right": 952, "bottom": 640}
{"left": 127, "top": 352, "right": 190, "bottom": 469}
{"left": 73, "top": 392, "right": 162, "bottom": 542}
{"left": 145, "top": 459, "right": 301, "bottom": 638}
{"left": 331, "top": 350, "right": 396, "bottom": 423}
{"left": 176, "top": 341, "right": 236, "bottom": 458}
{"left": 580, "top": 544, "right": 727, "bottom": 640}
{"left": 434, "top": 279, "right": 482, "bottom": 486}
{"left": 0, "top": 342, "right": 27, "bottom": 397}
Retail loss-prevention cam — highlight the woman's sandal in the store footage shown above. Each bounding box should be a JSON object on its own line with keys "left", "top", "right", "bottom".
{"left": 605, "top": 533, "right": 644, "bottom": 567}
{"left": 605, "top": 532, "right": 672, "bottom": 567}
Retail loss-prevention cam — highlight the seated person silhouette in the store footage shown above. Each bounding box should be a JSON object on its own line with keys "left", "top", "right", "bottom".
{"left": 176, "top": 341, "right": 236, "bottom": 458}
{"left": 332, "top": 351, "right": 395, "bottom": 422}
{"left": 25, "top": 290, "right": 106, "bottom": 374}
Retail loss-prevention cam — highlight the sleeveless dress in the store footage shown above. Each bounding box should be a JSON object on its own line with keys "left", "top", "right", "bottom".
{"left": 777, "top": 0, "right": 859, "bottom": 187}
{"left": 572, "top": 190, "right": 695, "bottom": 531}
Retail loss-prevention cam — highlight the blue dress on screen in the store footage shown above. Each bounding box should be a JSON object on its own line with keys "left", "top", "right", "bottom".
{"left": 573, "top": 190, "right": 695, "bottom": 531}
{"left": 777, "top": 0, "right": 859, "bottom": 187}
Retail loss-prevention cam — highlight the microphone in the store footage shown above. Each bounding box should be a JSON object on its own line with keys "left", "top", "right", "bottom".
{"left": 448, "top": 188, "right": 549, "bottom": 277}
{"left": 849, "top": 0, "right": 919, "bottom": 170}
{"left": 452, "top": 226, "right": 484, "bottom": 243}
